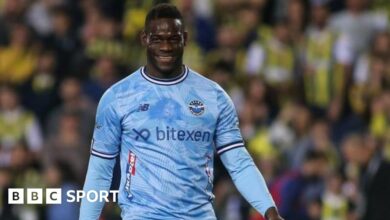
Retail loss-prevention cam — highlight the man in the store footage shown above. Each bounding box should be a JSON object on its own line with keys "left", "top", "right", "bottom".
{"left": 276, "top": 150, "right": 328, "bottom": 220}
{"left": 342, "top": 134, "right": 390, "bottom": 220}
{"left": 80, "top": 3, "right": 283, "bottom": 220}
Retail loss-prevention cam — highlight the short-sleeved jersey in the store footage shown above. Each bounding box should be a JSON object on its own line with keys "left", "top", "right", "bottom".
{"left": 91, "top": 66, "right": 244, "bottom": 219}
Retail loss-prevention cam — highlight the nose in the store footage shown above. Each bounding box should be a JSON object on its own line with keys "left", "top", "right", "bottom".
{"left": 159, "top": 40, "right": 173, "bottom": 52}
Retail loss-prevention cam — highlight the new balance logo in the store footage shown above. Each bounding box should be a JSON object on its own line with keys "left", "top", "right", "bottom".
{"left": 138, "top": 104, "right": 149, "bottom": 112}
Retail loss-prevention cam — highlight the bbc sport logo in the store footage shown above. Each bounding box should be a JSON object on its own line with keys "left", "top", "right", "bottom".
{"left": 8, "top": 188, "right": 119, "bottom": 204}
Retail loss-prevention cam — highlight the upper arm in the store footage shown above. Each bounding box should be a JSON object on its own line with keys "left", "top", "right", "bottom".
{"left": 214, "top": 88, "right": 245, "bottom": 156}
{"left": 90, "top": 90, "right": 121, "bottom": 159}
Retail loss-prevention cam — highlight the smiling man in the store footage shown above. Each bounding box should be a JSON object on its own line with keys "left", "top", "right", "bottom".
{"left": 80, "top": 3, "right": 283, "bottom": 220}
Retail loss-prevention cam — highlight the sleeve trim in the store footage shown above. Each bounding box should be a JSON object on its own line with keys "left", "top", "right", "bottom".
{"left": 216, "top": 141, "right": 243, "bottom": 150}
{"left": 217, "top": 142, "right": 244, "bottom": 155}
{"left": 91, "top": 148, "right": 118, "bottom": 159}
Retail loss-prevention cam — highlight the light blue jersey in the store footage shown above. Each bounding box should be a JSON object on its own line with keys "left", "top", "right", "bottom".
{"left": 80, "top": 66, "right": 275, "bottom": 220}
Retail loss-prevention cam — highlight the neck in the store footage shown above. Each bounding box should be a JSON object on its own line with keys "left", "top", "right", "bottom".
{"left": 144, "top": 64, "right": 184, "bottom": 79}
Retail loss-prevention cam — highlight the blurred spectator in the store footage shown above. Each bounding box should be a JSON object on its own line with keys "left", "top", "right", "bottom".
{"left": 0, "top": 0, "right": 28, "bottom": 21}
{"left": 302, "top": 1, "right": 353, "bottom": 121}
{"left": 0, "top": 85, "right": 43, "bottom": 166}
{"left": 26, "top": 0, "right": 55, "bottom": 37}
{"left": 0, "top": 167, "right": 16, "bottom": 219}
{"left": 286, "top": 103, "right": 313, "bottom": 163}
{"left": 84, "top": 13, "right": 131, "bottom": 69}
{"left": 44, "top": 161, "right": 80, "bottom": 220}
{"left": 343, "top": 133, "right": 390, "bottom": 220}
{"left": 44, "top": 5, "right": 80, "bottom": 78}
{"left": 84, "top": 57, "right": 120, "bottom": 102}
{"left": 268, "top": 102, "right": 296, "bottom": 154}
{"left": 185, "top": 0, "right": 216, "bottom": 52}
{"left": 206, "top": 24, "right": 244, "bottom": 75}
{"left": 206, "top": 61, "right": 235, "bottom": 91}
{"left": 351, "top": 31, "right": 390, "bottom": 116}
{"left": 245, "top": 19, "right": 295, "bottom": 106}
{"left": 0, "top": 22, "right": 38, "bottom": 85}
{"left": 182, "top": 35, "right": 206, "bottom": 73}
{"left": 214, "top": 177, "right": 247, "bottom": 220}
{"left": 369, "top": 91, "right": 390, "bottom": 160}
{"left": 236, "top": 6, "right": 261, "bottom": 49}
{"left": 43, "top": 109, "right": 89, "bottom": 184}
{"left": 46, "top": 76, "right": 95, "bottom": 138}
{"left": 290, "top": 119, "right": 339, "bottom": 170}
{"left": 330, "top": 0, "right": 388, "bottom": 60}
{"left": 175, "top": 0, "right": 211, "bottom": 72}
{"left": 275, "top": 150, "right": 328, "bottom": 220}
{"left": 122, "top": 0, "right": 151, "bottom": 40}
{"left": 307, "top": 197, "right": 322, "bottom": 220}
{"left": 248, "top": 127, "right": 278, "bottom": 167}
{"left": 371, "top": 0, "right": 390, "bottom": 20}
{"left": 239, "top": 76, "right": 272, "bottom": 140}
{"left": 10, "top": 144, "right": 44, "bottom": 220}
{"left": 321, "top": 172, "right": 349, "bottom": 220}
{"left": 20, "top": 49, "right": 60, "bottom": 123}
{"left": 286, "top": 0, "right": 307, "bottom": 47}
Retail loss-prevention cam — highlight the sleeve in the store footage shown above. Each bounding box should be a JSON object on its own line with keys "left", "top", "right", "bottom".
{"left": 90, "top": 90, "right": 121, "bottom": 159}
{"left": 220, "top": 147, "right": 276, "bottom": 216}
{"left": 214, "top": 88, "right": 276, "bottom": 216}
{"left": 79, "top": 90, "right": 121, "bottom": 220}
{"left": 214, "top": 88, "right": 245, "bottom": 155}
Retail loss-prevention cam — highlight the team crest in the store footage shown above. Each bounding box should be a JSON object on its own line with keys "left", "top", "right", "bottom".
{"left": 189, "top": 100, "right": 205, "bottom": 116}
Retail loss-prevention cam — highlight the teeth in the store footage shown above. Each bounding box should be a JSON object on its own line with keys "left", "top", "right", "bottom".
{"left": 158, "top": 56, "right": 173, "bottom": 61}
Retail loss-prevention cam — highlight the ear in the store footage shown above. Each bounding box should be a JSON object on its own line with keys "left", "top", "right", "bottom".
{"left": 140, "top": 30, "right": 147, "bottom": 46}
{"left": 183, "top": 31, "right": 188, "bottom": 46}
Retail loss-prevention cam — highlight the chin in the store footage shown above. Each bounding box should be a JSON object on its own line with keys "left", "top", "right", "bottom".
{"left": 154, "top": 65, "right": 173, "bottom": 74}
{"left": 156, "top": 61, "right": 181, "bottom": 73}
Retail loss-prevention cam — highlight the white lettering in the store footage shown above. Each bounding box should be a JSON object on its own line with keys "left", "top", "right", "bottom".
{"left": 66, "top": 190, "right": 76, "bottom": 202}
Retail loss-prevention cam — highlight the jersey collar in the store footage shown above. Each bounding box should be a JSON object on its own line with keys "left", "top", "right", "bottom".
{"left": 141, "top": 66, "right": 189, "bottom": 85}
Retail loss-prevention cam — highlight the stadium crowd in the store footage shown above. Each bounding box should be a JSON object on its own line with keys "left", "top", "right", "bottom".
{"left": 0, "top": 0, "right": 389, "bottom": 219}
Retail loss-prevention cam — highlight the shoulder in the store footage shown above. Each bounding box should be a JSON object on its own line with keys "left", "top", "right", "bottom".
{"left": 188, "top": 69, "right": 235, "bottom": 112}
{"left": 186, "top": 67, "right": 225, "bottom": 93}
{"left": 97, "top": 68, "right": 142, "bottom": 110}
{"left": 108, "top": 68, "right": 142, "bottom": 95}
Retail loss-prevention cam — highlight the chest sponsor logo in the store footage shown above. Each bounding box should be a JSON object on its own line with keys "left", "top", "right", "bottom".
{"left": 132, "top": 126, "right": 211, "bottom": 142}
{"left": 132, "top": 128, "right": 151, "bottom": 141}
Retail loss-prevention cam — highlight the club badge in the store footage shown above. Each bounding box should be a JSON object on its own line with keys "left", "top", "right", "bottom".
{"left": 189, "top": 100, "right": 205, "bottom": 116}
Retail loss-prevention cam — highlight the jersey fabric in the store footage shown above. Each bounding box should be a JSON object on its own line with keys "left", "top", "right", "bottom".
{"left": 80, "top": 66, "right": 275, "bottom": 220}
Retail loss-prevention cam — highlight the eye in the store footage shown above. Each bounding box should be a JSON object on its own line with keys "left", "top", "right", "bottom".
{"left": 149, "top": 36, "right": 161, "bottom": 43}
{"left": 169, "top": 37, "right": 181, "bottom": 43}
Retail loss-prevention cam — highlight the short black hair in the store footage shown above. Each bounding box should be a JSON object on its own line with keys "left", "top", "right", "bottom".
{"left": 145, "top": 3, "right": 184, "bottom": 31}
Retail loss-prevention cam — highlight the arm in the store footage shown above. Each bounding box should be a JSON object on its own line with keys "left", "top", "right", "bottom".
{"left": 79, "top": 89, "right": 121, "bottom": 220}
{"left": 220, "top": 147, "right": 282, "bottom": 219}
{"left": 80, "top": 155, "right": 116, "bottom": 220}
{"left": 214, "top": 86, "right": 283, "bottom": 220}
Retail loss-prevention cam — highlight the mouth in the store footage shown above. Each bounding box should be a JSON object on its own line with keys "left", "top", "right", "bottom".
{"left": 156, "top": 55, "right": 175, "bottom": 63}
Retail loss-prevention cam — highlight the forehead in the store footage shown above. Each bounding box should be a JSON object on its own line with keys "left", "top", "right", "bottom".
{"left": 147, "top": 18, "right": 183, "bottom": 34}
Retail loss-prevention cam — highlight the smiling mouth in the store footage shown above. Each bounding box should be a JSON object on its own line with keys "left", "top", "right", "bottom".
{"left": 157, "top": 56, "right": 174, "bottom": 63}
